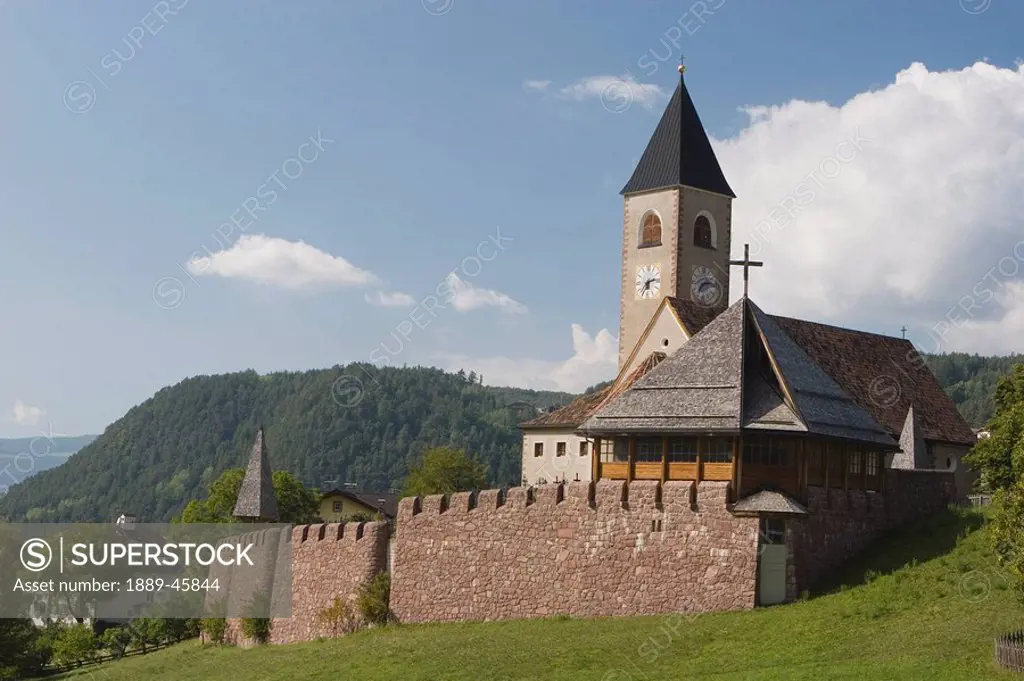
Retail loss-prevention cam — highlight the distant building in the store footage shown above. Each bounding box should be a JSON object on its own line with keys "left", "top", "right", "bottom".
{"left": 318, "top": 489, "right": 398, "bottom": 522}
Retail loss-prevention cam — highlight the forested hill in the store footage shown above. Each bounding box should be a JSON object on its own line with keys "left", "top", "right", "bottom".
{"left": 0, "top": 366, "right": 572, "bottom": 523}
{"left": 924, "top": 352, "right": 1024, "bottom": 428}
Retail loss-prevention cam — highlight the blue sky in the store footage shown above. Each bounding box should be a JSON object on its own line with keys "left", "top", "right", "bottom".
{"left": 1, "top": 0, "right": 1023, "bottom": 437}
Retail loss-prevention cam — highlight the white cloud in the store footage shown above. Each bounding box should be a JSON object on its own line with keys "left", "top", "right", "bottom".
{"left": 525, "top": 74, "right": 669, "bottom": 111}
{"left": 445, "top": 272, "right": 527, "bottom": 314}
{"left": 715, "top": 61, "right": 1024, "bottom": 355}
{"left": 437, "top": 324, "right": 617, "bottom": 393}
{"left": 558, "top": 74, "right": 669, "bottom": 110}
{"left": 364, "top": 291, "right": 415, "bottom": 308}
{"left": 186, "top": 235, "right": 378, "bottom": 289}
{"left": 11, "top": 400, "right": 45, "bottom": 426}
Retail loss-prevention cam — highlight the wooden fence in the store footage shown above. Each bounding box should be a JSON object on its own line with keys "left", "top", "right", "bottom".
{"left": 995, "top": 630, "right": 1024, "bottom": 672}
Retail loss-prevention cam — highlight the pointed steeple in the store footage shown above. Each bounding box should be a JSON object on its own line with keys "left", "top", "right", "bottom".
{"left": 895, "top": 405, "right": 929, "bottom": 469}
{"left": 233, "top": 424, "right": 279, "bottom": 522}
{"left": 620, "top": 62, "right": 735, "bottom": 198}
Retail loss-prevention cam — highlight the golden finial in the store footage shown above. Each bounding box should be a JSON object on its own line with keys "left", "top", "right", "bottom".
{"left": 678, "top": 55, "right": 686, "bottom": 74}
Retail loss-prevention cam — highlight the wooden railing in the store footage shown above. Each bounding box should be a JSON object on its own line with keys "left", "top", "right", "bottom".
{"left": 995, "top": 630, "right": 1024, "bottom": 672}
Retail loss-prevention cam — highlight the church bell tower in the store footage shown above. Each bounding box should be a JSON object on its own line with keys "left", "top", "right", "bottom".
{"left": 617, "top": 62, "right": 736, "bottom": 369}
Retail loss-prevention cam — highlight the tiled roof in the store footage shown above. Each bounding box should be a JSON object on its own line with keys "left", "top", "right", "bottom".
{"left": 322, "top": 489, "right": 399, "bottom": 519}
{"left": 583, "top": 298, "right": 895, "bottom": 447}
{"left": 521, "top": 352, "right": 667, "bottom": 429}
{"left": 665, "top": 296, "right": 721, "bottom": 335}
{"left": 233, "top": 426, "right": 279, "bottom": 521}
{"left": 771, "top": 317, "right": 976, "bottom": 445}
{"left": 732, "top": 490, "right": 809, "bottom": 515}
{"left": 620, "top": 77, "right": 735, "bottom": 198}
{"left": 520, "top": 386, "right": 613, "bottom": 428}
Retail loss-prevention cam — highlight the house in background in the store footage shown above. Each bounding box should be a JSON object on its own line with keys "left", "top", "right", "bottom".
{"left": 319, "top": 488, "right": 399, "bottom": 522}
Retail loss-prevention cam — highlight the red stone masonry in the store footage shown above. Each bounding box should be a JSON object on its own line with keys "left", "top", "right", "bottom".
{"left": 222, "top": 521, "right": 390, "bottom": 646}
{"left": 390, "top": 480, "right": 760, "bottom": 623}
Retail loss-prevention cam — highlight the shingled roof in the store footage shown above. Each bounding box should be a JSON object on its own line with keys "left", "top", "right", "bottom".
{"left": 233, "top": 425, "right": 280, "bottom": 522}
{"left": 771, "top": 317, "right": 975, "bottom": 446}
{"left": 521, "top": 352, "right": 667, "bottom": 430}
{"left": 620, "top": 75, "right": 735, "bottom": 197}
{"left": 582, "top": 298, "right": 896, "bottom": 448}
{"left": 666, "top": 296, "right": 721, "bottom": 335}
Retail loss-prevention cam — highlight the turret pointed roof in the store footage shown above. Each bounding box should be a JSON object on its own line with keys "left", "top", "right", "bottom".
{"left": 894, "top": 406, "right": 929, "bottom": 469}
{"left": 620, "top": 74, "right": 735, "bottom": 197}
{"left": 233, "top": 425, "right": 279, "bottom": 522}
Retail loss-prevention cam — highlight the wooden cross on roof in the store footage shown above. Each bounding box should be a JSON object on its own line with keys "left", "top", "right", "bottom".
{"left": 729, "top": 243, "right": 763, "bottom": 297}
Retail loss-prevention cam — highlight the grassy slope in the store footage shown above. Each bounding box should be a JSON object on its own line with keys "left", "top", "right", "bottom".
{"left": 62, "top": 509, "right": 1023, "bottom": 681}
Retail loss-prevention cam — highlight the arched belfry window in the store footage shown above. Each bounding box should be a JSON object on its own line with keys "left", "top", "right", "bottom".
{"left": 694, "top": 214, "right": 715, "bottom": 250}
{"left": 639, "top": 211, "right": 662, "bottom": 248}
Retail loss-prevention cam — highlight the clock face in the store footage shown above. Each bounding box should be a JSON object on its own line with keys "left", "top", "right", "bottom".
{"left": 635, "top": 264, "right": 661, "bottom": 300}
{"left": 691, "top": 265, "right": 722, "bottom": 306}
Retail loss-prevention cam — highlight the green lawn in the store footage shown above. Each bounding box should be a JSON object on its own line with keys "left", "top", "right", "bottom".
{"left": 61, "top": 508, "right": 1023, "bottom": 680}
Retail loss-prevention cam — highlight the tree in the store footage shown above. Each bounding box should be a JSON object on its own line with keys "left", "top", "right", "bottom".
{"left": 965, "top": 363, "right": 1024, "bottom": 599}
{"left": 0, "top": 619, "right": 48, "bottom": 680}
{"left": 51, "top": 624, "right": 98, "bottom": 669}
{"left": 178, "top": 469, "right": 319, "bottom": 524}
{"left": 403, "top": 447, "right": 487, "bottom": 496}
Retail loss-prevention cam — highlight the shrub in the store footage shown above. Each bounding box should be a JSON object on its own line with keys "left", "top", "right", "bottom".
{"left": 240, "top": 617, "right": 271, "bottom": 644}
{"left": 316, "top": 597, "right": 358, "bottom": 637}
{"left": 357, "top": 572, "right": 391, "bottom": 626}
{"left": 100, "top": 626, "right": 131, "bottom": 658}
{"left": 200, "top": 618, "right": 227, "bottom": 645}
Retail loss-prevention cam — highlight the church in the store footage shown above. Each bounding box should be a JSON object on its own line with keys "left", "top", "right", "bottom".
{"left": 521, "top": 63, "right": 977, "bottom": 571}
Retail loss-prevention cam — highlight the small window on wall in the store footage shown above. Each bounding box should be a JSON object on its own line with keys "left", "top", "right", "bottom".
{"left": 333, "top": 501, "right": 343, "bottom": 513}
{"left": 613, "top": 438, "right": 630, "bottom": 462}
{"left": 743, "top": 437, "right": 788, "bottom": 466}
{"left": 693, "top": 214, "right": 715, "bottom": 249}
{"left": 865, "top": 452, "right": 880, "bottom": 476}
{"left": 600, "top": 439, "right": 615, "bottom": 463}
{"left": 635, "top": 437, "right": 662, "bottom": 462}
{"left": 668, "top": 437, "right": 698, "bottom": 463}
{"left": 579, "top": 441, "right": 589, "bottom": 456}
{"left": 848, "top": 451, "right": 863, "bottom": 474}
{"left": 764, "top": 518, "right": 786, "bottom": 545}
{"left": 639, "top": 211, "right": 662, "bottom": 248}
{"left": 534, "top": 442, "right": 544, "bottom": 458}
{"left": 556, "top": 442, "right": 567, "bottom": 457}
{"left": 705, "top": 438, "right": 733, "bottom": 463}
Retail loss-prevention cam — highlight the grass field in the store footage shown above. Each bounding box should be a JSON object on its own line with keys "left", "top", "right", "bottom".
{"left": 61, "top": 508, "right": 1023, "bottom": 680}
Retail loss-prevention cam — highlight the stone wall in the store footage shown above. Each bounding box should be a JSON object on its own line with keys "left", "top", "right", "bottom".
{"left": 791, "top": 469, "right": 956, "bottom": 592}
{"left": 222, "top": 521, "right": 389, "bottom": 646}
{"left": 390, "top": 480, "right": 760, "bottom": 623}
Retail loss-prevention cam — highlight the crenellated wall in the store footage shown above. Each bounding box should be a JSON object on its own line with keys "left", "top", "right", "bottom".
{"left": 220, "top": 521, "right": 389, "bottom": 646}
{"left": 390, "top": 480, "right": 760, "bottom": 623}
{"left": 791, "top": 469, "right": 956, "bottom": 593}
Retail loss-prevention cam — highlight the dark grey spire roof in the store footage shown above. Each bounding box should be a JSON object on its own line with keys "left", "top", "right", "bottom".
{"left": 582, "top": 298, "right": 896, "bottom": 448}
{"left": 233, "top": 426, "right": 279, "bottom": 521}
{"left": 620, "top": 77, "right": 736, "bottom": 197}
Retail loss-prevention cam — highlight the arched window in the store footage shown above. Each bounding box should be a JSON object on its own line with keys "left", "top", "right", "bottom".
{"left": 693, "top": 214, "right": 715, "bottom": 249}
{"left": 639, "top": 211, "right": 662, "bottom": 248}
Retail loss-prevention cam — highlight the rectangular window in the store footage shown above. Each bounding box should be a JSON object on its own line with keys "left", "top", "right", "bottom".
{"left": 332, "top": 501, "right": 342, "bottom": 513}
{"left": 534, "top": 442, "right": 544, "bottom": 458}
{"left": 743, "top": 437, "right": 787, "bottom": 466}
{"left": 865, "top": 452, "right": 879, "bottom": 476}
{"left": 849, "top": 451, "right": 862, "bottom": 474}
{"left": 556, "top": 442, "right": 567, "bottom": 457}
{"left": 579, "top": 441, "right": 589, "bottom": 456}
{"left": 635, "top": 437, "right": 662, "bottom": 462}
{"left": 600, "top": 439, "right": 615, "bottom": 463}
{"left": 668, "top": 437, "right": 698, "bottom": 462}
{"left": 763, "top": 518, "right": 786, "bottom": 545}
{"left": 704, "top": 438, "right": 733, "bottom": 463}
{"left": 614, "top": 438, "right": 630, "bottom": 463}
